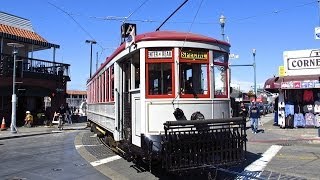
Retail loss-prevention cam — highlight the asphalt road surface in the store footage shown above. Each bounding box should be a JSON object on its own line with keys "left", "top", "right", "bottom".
{"left": 0, "top": 130, "right": 108, "bottom": 180}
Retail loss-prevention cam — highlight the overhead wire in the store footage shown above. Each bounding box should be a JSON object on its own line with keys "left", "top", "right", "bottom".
{"left": 86, "top": 0, "right": 318, "bottom": 26}
{"left": 47, "top": 1, "right": 115, "bottom": 64}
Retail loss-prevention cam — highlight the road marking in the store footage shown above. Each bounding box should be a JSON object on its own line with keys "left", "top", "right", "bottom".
{"left": 236, "top": 145, "right": 282, "bottom": 179}
{"left": 75, "top": 144, "right": 103, "bottom": 149}
{"left": 90, "top": 155, "right": 122, "bottom": 167}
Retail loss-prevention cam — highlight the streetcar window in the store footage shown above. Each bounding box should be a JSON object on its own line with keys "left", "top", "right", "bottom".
{"left": 132, "top": 55, "right": 140, "bottom": 89}
{"left": 146, "top": 48, "right": 175, "bottom": 98}
{"left": 179, "top": 48, "right": 210, "bottom": 98}
{"left": 179, "top": 63, "right": 209, "bottom": 97}
{"left": 214, "top": 52, "right": 228, "bottom": 63}
{"left": 110, "top": 66, "right": 114, "bottom": 101}
{"left": 147, "top": 63, "right": 173, "bottom": 96}
{"left": 213, "top": 51, "right": 229, "bottom": 98}
{"left": 105, "top": 69, "right": 109, "bottom": 102}
{"left": 214, "top": 66, "right": 228, "bottom": 97}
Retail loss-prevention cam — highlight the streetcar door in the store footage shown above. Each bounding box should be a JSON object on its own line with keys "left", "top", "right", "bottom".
{"left": 120, "top": 60, "right": 132, "bottom": 142}
{"left": 119, "top": 53, "right": 141, "bottom": 147}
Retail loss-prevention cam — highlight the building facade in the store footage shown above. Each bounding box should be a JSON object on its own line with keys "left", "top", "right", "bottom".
{"left": 66, "top": 90, "right": 87, "bottom": 115}
{"left": 0, "top": 12, "right": 70, "bottom": 126}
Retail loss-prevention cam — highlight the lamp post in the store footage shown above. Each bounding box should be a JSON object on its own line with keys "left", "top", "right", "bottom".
{"left": 7, "top": 42, "right": 24, "bottom": 133}
{"left": 85, "top": 40, "right": 97, "bottom": 78}
{"left": 253, "top": 49, "right": 257, "bottom": 100}
{"left": 219, "top": 15, "right": 226, "bottom": 41}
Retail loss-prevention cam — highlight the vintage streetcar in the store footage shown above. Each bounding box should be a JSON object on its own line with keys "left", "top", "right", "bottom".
{"left": 86, "top": 29, "right": 247, "bottom": 173}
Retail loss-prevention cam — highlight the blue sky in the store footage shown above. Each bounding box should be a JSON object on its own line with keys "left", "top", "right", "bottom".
{"left": 1, "top": 0, "right": 320, "bottom": 91}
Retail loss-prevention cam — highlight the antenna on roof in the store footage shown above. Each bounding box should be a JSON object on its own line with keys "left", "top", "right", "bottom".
{"left": 155, "top": 0, "right": 189, "bottom": 31}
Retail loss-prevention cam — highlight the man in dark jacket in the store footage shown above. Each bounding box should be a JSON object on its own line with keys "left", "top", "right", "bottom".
{"left": 249, "top": 102, "right": 260, "bottom": 134}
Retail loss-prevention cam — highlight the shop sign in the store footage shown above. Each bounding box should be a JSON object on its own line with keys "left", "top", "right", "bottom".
{"left": 181, "top": 51, "right": 208, "bottom": 60}
{"left": 278, "top": 66, "right": 285, "bottom": 77}
{"left": 148, "top": 50, "right": 172, "bottom": 58}
{"left": 281, "top": 80, "right": 320, "bottom": 89}
{"left": 315, "top": 82, "right": 320, "bottom": 88}
{"left": 301, "top": 82, "right": 309, "bottom": 88}
{"left": 281, "top": 82, "right": 293, "bottom": 89}
{"left": 287, "top": 57, "right": 320, "bottom": 70}
{"left": 284, "top": 49, "right": 320, "bottom": 76}
{"left": 293, "top": 81, "right": 301, "bottom": 88}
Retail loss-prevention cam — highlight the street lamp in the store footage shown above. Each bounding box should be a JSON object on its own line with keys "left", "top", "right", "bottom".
{"left": 219, "top": 14, "right": 226, "bottom": 41}
{"left": 253, "top": 49, "right": 257, "bottom": 100}
{"left": 7, "top": 42, "right": 24, "bottom": 133}
{"left": 85, "top": 40, "right": 97, "bottom": 78}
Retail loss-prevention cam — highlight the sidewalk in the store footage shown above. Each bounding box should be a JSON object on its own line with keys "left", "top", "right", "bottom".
{"left": 0, "top": 121, "right": 88, "bottom": 140}
{"left": 246, "top": 113, "right": 320, "bottom": 144}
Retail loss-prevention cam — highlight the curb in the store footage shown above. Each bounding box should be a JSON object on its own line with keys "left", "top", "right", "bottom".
{"left": 0, "top": 126, "right": 88, "bottom": 140}
{"left": 0, "top": 131, "right": 55, "bottom": 140}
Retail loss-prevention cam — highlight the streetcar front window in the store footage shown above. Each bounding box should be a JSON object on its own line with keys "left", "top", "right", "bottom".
{"left": 147, "top": 63, "right": 173, "bottom": 96}
{"left": 179, "top": 48, "right": 210, "bottom": 98}
{"left": 146, "top": 48, "right": 175, "bottom": 98}
{"left": 179, "top": 63, "right": 209, "bottom": 97}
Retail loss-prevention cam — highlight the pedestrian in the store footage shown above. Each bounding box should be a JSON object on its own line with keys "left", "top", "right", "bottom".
{"left": 24, "top": 111, "right": 33, "bottom": 128}
{"left": 249, "top": 101, "right": 260, "bottom": 134}
{"left": 65, "top": 103, "right": 72, "bottom": 124}
{"left": 239, "top": 102, "right": 248, "bottom": 120}
{"left": 55, "top": 104, "right": 66, "bottom": 123}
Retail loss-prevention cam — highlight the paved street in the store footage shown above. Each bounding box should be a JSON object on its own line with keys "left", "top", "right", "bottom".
{"left": 0, "top": 130, "right": 108, "bottom": 180}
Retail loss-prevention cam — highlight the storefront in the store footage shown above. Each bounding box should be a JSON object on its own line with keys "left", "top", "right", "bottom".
{"left": 264, "top": 49, "right": 320, "bottom": 128}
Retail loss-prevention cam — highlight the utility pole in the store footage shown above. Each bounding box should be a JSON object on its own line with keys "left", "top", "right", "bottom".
{"left": 7, "top": 42, "right": 24, "bottom": 133}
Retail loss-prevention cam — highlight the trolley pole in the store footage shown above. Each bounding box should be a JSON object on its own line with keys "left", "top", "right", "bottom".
{"left": 85, "top": 40, "right": 97, "bottom": 78}
{"left": 7, "top": 42, "right": 24, "bottom": 133}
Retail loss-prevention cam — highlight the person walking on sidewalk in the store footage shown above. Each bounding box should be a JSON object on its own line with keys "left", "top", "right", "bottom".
{"left": 249, "top": 102, "right": 261, "bottom": 134}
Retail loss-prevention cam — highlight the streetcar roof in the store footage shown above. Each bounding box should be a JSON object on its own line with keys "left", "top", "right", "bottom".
{"left": 90, "top": 30, "right": 230, "bottom": 81}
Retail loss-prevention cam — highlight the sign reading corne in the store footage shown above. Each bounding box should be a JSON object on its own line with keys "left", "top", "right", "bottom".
{"left": 287, "top": 57, "right": 320, "bottom": 70}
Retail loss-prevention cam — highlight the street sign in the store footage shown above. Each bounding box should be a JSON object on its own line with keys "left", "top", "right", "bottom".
{"left": 229, "top": 53, "right": 239, "bottom": 59}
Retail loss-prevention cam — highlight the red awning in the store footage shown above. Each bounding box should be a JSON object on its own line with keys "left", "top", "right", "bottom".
{"left": 264, "top": 77, "right": 282, "bottom": 90}
{"left": 264, "top": 75, "right": 320, "bottom": 91}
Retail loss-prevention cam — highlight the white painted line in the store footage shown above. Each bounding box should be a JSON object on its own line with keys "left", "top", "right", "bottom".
{"left": 90, "top": 155, "right": 122, "bottom": 167}
{"left": 236, "top": 145, "right": 282, "bottom": 179}
{"left": 75, "top": 144, "right": 103, "bottom": 149}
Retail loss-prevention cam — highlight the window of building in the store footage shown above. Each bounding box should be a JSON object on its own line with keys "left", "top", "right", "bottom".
{"left": 213, "top": 51, "right": 229, "bottom": 98}
{"left": 146, "top": 48, "right": 174, "bottom": 98}
{"left": 179, "top": 49, "right": 209, "bottom": 98}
